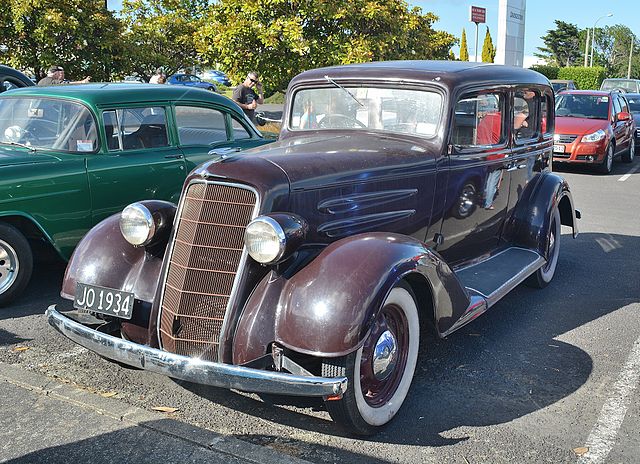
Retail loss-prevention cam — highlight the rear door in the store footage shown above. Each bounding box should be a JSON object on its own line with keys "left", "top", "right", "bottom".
{"left": 174, "top": 104, "right": 271, "bottom": 170}
{"left": 87, "top": 105, "right": 187, "bottom": 223}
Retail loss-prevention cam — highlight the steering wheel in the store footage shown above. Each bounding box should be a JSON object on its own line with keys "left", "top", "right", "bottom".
{"left": 318, "top": 114, "right": 366, "bottom": 129}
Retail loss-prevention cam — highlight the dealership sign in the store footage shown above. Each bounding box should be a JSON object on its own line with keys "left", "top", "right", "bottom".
{"left": 470, "top": 6, "right": 486, "bottom": 24}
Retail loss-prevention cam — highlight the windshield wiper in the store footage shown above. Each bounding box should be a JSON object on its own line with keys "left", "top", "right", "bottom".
{"left": 0, "top": 141, "right": 36, "bottom": 152}
{"left": 324, "top": 75, "right": 364, "bottom": 107}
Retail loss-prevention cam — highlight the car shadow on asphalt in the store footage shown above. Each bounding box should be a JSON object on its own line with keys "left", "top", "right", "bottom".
{"left": 553, "top": 159, "right": 638, "bottom": 176}
{"left": 178, "top": 232, "right": 639, "bottom": 448}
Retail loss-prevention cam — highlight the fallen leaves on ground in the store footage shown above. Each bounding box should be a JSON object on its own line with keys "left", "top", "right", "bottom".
{"left": 573, "top": 447, "right": 589, "bottom": 456}
{"left": 12, "top": 346, "right": 30, "bottom": 352}
{"left": 100, "top": 391, "right": 118, "bottom": 398}
{"left": 152, "top": 406, "right": 179, "bottom": 413}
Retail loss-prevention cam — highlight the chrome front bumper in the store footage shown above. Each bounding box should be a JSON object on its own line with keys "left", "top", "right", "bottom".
{"left": 46, "top": 305, "right": 348, "bottom": 398}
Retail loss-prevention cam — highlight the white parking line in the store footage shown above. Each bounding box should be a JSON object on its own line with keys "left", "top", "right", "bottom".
{"left": 577, "top": 335, "right": 640, "bottom": 464}
{"left": 618, "top": 164, "right": 640, "bottom": 182}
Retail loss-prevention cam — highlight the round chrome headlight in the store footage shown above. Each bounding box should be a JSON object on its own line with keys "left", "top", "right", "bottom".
{"left": 120, "top": 203, "right": 156, "bottom": 246}
{"left": 244, "top": 216, "right": 287, "bottom": 264}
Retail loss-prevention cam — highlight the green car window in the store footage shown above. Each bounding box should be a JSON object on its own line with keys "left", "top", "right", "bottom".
{"left": 102, "top": 107, "right": 169, "bottom": 151}
{"left": 175, "top": 106, "right": 228, "bottom": 145}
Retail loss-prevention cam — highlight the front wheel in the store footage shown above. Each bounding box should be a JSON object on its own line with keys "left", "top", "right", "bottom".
{"left": 526, "top": 208, "right": 561, "bottom": 289}
{"left": 0, "top": 223, "right": 33, "bottom": 307}
{"left": 598, "top": 143, "right": 614, "bottom": 174}
{"left": 322, "top": 282, "right": 420, "bottom": 435}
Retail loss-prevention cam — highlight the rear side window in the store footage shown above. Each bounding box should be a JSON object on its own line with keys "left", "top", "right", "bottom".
{"left": 231, "top": 117, "right": 252, "bottom": 140}
{"left": 452, "top": 93, "right": 504, "bottom": 146}
{"left": 175, "top": 106, "right": 228, "bottom": 145}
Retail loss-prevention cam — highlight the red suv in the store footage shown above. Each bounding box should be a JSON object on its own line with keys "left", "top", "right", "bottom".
{"left": 553, "top": 90, "right": 636, "bottom": 173}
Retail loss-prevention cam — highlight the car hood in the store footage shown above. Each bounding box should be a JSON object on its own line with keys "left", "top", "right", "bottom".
{"left": 555, "top": 117, "right": 609, "bottom": 136}
{"left": 0, "top": 145, "right": 61, "bottom": 167}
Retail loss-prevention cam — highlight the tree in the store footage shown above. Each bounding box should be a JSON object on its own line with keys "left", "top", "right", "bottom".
{"left": 460, "top": 28, "right": 469, "bottom": 61}
{"left": 120, "top": 0, "right": 207, "bottom": 81}
{"left": 195, "top": 0, "right": 457, "bottom": 94}
{"left": 535, "top": 20, "right": 582, "bottom": 67}
{"left": 0, "top": 0, "right": 125, "bottom": 80}
{"left": 481, "top": 27, "right": 495, "bottom": 63}
{"left": 592, "top": 25, "right": 640, "bottom": 78}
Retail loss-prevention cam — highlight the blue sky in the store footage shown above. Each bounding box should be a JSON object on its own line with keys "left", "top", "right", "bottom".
{"left": 413, "top": 0, "right": 639, "bottom": 65}
{"left": 109, "top": 0, "right": 637, "bottom": 66}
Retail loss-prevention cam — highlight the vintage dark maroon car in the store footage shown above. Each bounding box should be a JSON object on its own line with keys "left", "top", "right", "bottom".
{"left": 47, "top": 61, "right": 579, "bottom": 435}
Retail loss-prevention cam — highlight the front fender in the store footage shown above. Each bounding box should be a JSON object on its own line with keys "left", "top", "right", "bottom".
{"left": 504, "top": 172, "right": 578, "bottom": 259}
{"left": 61, "top": 200, "right": 175, "bottom": 305}
{"left": 233, "top": 233, "right": 472, "bottom": 364}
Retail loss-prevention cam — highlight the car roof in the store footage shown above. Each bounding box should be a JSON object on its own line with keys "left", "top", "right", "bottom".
{"left": 289, "top": 60, "right": 551, "bottom": 91}
{"left": 602, "top": 78, "right": 640, "bottom": 82}
{"left": 0, "top": 64, "right": 34, "bottom": 86}
{"left": 2, "top": 82, "right": 231, "bottom": 107}
{"left": 558, "top": 90, "right": 613, "bottom": 96}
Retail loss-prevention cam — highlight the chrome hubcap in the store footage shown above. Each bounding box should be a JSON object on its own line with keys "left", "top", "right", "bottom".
{"left": 0, "top": 239, "right": 19, "bottom": 295}
{"left": 372, "top": 330, "right": 398, "bottom": 381}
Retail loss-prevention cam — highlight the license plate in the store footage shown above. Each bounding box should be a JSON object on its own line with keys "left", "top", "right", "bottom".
{"left": 553, "top": 144, "right": 565, "bottom": 153}
{"left": 74, "top": 283, "right": 134, "bottom": 319}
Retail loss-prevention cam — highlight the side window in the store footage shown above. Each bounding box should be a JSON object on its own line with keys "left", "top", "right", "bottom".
{"left": 618, "top": 96, "right": 629, "bottom": 114}
{"left": 102, "top": 107, "right": 169, "bottom": 151}
{"left": 175, "top": 106, "right": 228, "bottom": 145}
{"left": 452, "top": 93, "right": 504, "bottom": 146}
{"left": 231, "top": 117, "right": 252, "bottom": 140}
{"left": 513, "top": 89, "right": 539, "bottom": 141}
{"left": 541, "top": 93, "right": 554, "bottom": 135}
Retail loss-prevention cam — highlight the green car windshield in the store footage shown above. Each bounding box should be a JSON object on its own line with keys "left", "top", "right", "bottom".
{"left": 0, "top": 97, "right": 98, "bottom": 152}
{"left": 290, "top": 86, "right": 442, "bottom": 137}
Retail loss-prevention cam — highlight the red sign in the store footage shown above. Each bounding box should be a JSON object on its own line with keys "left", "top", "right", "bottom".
{"left": 470, "top": 6, "right": 486, "bottom": 24}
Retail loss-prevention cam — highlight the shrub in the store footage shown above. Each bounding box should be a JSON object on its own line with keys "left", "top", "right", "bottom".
{"left": 529, "top": 65, "right": 559, "bottom": 80}
{"left": 558, "top": 66, "right": 607, "bottom": 90}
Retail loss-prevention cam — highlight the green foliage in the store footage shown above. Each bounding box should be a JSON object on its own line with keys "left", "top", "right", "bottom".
{"left": 460, "top": 28, "right": 469, "bottom": 61}
{"left": 0, "top": 0, "right": 125, "bottom": 80}
{"left": 591, "top": 25, "right": 640, "bottom": 78}
{"left": 535, "top": 20, "right": 583, "bottom": 67}
{"left": 558, "top": 66, "right": 607, "bottom": 90}
{"left": 120, "top": 0, "right": 206, "bottom": 81}
{"left": 195, "top": 0, "right": 457, "bottom": 94}
{"left": 481, "top": 27, "right": 495, "bottom": 63}
{"left": 529, "top": 65, "right": 559, "bottom": 80}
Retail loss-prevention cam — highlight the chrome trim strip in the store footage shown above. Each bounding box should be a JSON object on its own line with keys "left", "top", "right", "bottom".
{"left": 156, "top": 179, "right": 261, "bottom": 364}
{"left": 47, "top": 306, "right": 347, "bottom": 397}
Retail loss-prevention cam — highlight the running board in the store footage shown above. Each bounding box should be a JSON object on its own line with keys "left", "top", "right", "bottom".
{"left": 455, "top": 247, "right": 545, "bottom": 308}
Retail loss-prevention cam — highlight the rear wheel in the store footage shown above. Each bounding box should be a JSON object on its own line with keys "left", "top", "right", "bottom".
{"left": 621, "top": 137, "right": 635, "bottom": 163}
{"left": 598, "top": 143, "right": 614, "bottom": 174}
{"left": 322, "top": 282, "right": 419, "bottom": 435}
{"left": 526, "top": 208, "right": 561, "bottom": 289}
{"left": 0, "top": 223, "right": 33, "bottom": 307}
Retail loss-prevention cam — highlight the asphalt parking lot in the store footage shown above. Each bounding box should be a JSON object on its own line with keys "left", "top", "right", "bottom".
{"left": 1, "top": 158, "right": 639, "bottom": 463}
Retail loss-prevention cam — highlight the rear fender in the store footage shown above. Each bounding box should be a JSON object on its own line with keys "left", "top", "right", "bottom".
{"left": 504, "top": 173, "right": 578, "bottom": 259}
{"left": 233, "top": 232, "right": 473, "bottom": 363}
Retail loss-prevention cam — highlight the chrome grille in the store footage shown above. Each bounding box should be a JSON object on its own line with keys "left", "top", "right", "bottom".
{"left": 556, "top": 134, "right": 577, "bottom": 143}
{"left": 158, "top": 181, "right": 257, "bottom": 362}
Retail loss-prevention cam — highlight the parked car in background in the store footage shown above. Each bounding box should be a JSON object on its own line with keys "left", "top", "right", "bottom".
{"left": 600, "top": 78, "right": 640, "bottom": 93}
{"left": 0, "top": 65, "right": 34, "bottom": 93}
{"left": 553, "top": 90, "right": 635, "bottom": 172}
{"left": 167, "top": 73, "right": 217, "bottom": 92}
{"left": 47, "top": 61, "right": 579, "bottom": 435}
{"left": 623, "top": 93, "right": 640, "bottom": 145}
{"left": 0, "top": 83, "right": 271, "bottom": 306}
{"left": 123, "top": 75, "right": 145, "bottom": 83}
{"left": 550, "top": 79, "right": 577, "bottom": 94}
{"left": 199, "top": 69, "right": 231, "bottom": 87}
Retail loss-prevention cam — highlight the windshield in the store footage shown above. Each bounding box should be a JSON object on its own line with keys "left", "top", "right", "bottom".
{"left": 555, "top": 94, "right": 610, "bottom": 120}
{"left": 601, "top": 80, "right": 639, "bottom": 92}
{"left": 290, "top": 86, "right": 442, "bottom": 136}
{"left": 0, "top": 97, "right": 97, "bottom": 151}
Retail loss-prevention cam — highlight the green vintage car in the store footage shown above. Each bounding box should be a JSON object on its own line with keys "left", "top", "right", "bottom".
{"left": 0, "top": 83, "right": 271, "bottom": 306}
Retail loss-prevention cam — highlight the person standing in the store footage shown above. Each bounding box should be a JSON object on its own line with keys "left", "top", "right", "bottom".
{"left": 232, "top": 71, "right": 264, "bottom": 123}
{"left": 149, "top": 68, "right": 165, "bottom": 84}
{"left": 37, "top": 65, "right": 90, "bottom": 86}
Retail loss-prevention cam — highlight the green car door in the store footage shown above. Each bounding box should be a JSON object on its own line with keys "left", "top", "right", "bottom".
{"left": 87, "top": 106, "right": 187, "bottom": 223}
{"left": 173, "top": 104, "right": 272, "bottom": 169}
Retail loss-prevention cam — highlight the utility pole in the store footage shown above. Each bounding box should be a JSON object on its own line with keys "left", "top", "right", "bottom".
{"left": 628, "top": 36, "right": 634, "bottom": 79}
{"left": 584, "top": 29, "right": 590, "bottom": 67}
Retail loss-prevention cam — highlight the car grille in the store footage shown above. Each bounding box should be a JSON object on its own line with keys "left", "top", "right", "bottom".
{"left": 556, "top": 134, "right": 578, "bottom": 144}
{"left": 553, "top": 153, "right": 571, "bottom": 159}
{"left": 158, "top": 181, "right": 258, "bottom": 362}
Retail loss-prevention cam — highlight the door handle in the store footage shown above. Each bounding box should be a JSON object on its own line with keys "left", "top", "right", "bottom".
{"left": 164, "top": 154, "right": 184, "bottom": 159}
{"left": 506, "top": 163, "right": 527, "bottom": 172}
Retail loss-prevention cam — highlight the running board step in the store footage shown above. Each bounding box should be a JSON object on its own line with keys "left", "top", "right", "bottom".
{"left": 455, "top": 247, "right": 545, "bottom": 308}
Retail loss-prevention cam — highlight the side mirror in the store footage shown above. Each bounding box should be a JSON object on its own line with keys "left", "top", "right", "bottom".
{"left": 617, "top": 111, "right": 631, "bottom": 122}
